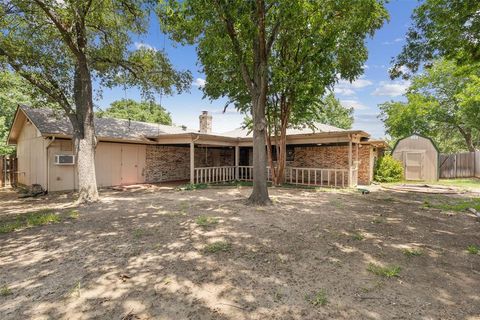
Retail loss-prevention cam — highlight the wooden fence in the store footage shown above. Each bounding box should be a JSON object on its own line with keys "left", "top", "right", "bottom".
{"left": 0, "top": 156, "right": 18, "bottom": 187}
{"left": 439, "top": 151, "right": 479, "bottom": 179}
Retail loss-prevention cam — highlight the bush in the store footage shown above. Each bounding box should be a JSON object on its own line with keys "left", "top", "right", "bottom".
{"left": 374, "top": 155, "right": 403, "bottom": 183}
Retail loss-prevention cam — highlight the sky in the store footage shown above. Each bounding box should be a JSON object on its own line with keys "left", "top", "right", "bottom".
{"left": 97, "top": 0, "right": 419, "bottom": 138}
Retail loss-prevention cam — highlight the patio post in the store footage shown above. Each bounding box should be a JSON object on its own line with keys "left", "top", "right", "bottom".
{"left": 348, "top": 137, "right": 353, "bottom": 187}
{"left": 190, "top": 141, "right": 195, "bottom": 184}
{"left": 235, "top": 145, "right": 240, "bottom": 180}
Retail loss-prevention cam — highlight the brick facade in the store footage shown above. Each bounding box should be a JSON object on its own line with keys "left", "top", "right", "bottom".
{"left": 145, "top": 145, "right": 235, "bottom": 183}
{"left": 145, "top": 144, "right": 374, "bottom": 185}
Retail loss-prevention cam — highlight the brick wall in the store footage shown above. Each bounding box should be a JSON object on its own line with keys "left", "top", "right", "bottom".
{"left": 145, "top": 145, "right": 235, "bottom": 183}
{"left": 357, "top": 144, "right": 373, "bottom": 185}
{"left": 289, "top": 144, "right": 373, "bottom": 185}
{"left": 291, "top": 145, "right": 350, "bottom": 168}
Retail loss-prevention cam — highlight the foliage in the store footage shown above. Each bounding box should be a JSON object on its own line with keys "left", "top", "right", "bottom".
{"left": 195, "top": 215, "right": 219, "bottom": 227}
{"left": 467, "top": 245, "right": 479, "bottom": 255}
{"left": 426, "top": 198, "right": 480, "bottom": 212}
{"left": 203, "top": 241, "right": 231, "bottom": 253}
{"left": 380, "top": 59, "right": 480, "bottom": 152}
{"left": 391, "top": 0, "right": 480, "bottom": 78}
{"left": 0, "top": 285, "right": 12, "bottom": 296}
{"left": 176, "top": 183, "right": 208, "bottom": 191}
{"left": 97, "top": 99, "right": 173, "bottom": 125}
{"left": 158, "top": 0, "right": 388, "bottom": 202}
{"left": 0, "top": 71, "right": 56, "bottom": 155}
{"left": 0, "top": 1, "right": 191, "bottom": 202}
{"left": 367, "top": 263, "right": 401, "bottom": 278}
{"left": 374, "top": 155, "right": 404, "bottom": 183}
{"left": 403, "top": 248, "right": 423, "bottom": 257}
{"left": 306, "top": 289, "right": 328, "bottom": 307}
{"left": 0, "top": 209, "right": 60, "bottom": 234}
{"left": 315, "top": 94, "right": 354, "bottom": 130}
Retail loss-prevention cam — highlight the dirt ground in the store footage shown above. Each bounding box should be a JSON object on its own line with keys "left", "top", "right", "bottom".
{"left": 0, "top": 185, "right": 479, "bottom": 320}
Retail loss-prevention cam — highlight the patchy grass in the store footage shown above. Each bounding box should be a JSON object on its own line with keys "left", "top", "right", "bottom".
{"left": 367, "top": 263, "right": 401, "bottom": 278}
{"left": 437, "top": 178, "right": 480, "bottom": 190}
{"left": 351, "top": 231, "right": 364, "bottom": 241}
{"left": 176, "top": 183, "right": 208, "bottom": 191}
{"left": 403, "top": 248, "right": 423, "bottom": 257}
{"left": 466, "top": 245, "right": 479, "bottom": 255}
{"left": 68, "top": 209, "right": 80, "bottom": 219}
{"left": 0, "top": 285, "right": 12, "bottom": 297}
{"left": 195, "top": 215, "right": 219, "bottom": 227}
{"left": 203, "top": 241, "right": 231, "bottom": 253}
{"left": 306, "top": 289, "right": 328, "bottom": 307}
{"left": 133, "top": 228, "right": 145, "bottom": 239}
{"left": 0, "top": 209, "right": 60, "bottom": 234}
{"left": 426, "top": 198, "right": 480, "bottom": 212}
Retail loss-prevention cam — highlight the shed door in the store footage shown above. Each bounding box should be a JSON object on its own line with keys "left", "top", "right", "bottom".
{"left": 405, "top": 152, "right": 424, "bottom": 180}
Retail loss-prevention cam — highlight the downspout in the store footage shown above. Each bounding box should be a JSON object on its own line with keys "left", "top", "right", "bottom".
{"left": 45, "top": 136, "right": 55, "bottom": 192}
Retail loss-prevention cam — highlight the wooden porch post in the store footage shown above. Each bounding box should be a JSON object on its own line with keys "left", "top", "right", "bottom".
{"left": 235, "top": 145, "right": 240, "bottom": 180}
{"left": 190, "top": 141, "right": 195, "bottom": 184}
{"left": 348, "top": 138, "right": 353, "bottom": 187}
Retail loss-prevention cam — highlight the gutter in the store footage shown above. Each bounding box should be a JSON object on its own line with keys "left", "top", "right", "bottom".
{"left": 45, "top": 136, "right": 55, "bottom": 192}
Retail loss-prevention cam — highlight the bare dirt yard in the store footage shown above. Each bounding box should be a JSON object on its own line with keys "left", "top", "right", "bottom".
{"left": 1, "top": 185, "right": 479, "bottom": 320}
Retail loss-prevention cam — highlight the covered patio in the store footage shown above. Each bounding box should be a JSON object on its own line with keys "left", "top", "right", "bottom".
{"left": 152, "top": 130, "right": 385, "bottom": 188}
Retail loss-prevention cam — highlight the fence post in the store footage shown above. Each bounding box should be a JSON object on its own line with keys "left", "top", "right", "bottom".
{"left": 0, "top": 156, "right": 4, "bottom": 187}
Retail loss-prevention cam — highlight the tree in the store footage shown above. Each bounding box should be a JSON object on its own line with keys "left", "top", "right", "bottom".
{"left": 263, "top": 0, "right": 386, "bottom": 185}
{"left": 316, "top": 94, "right": 354, "bottom": 130}
{"left": 0, "top": 1, "right": 191, "bottom": 202}
{"left": 391, "top": 0, "right": 480, "bottom": 78}
{"left": 0, "top": 71, "right": 57, "bottom": 155}
{"left": 158, "top": 0, "right": 387, "bottom": 203}
{"left": 380, "top": 59, "right": 480, "bottom": 152}
{"left": 98, "top": 99, "right": 173, "bottom": 125}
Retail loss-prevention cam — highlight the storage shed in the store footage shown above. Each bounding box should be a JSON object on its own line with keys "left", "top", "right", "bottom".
{"left": 392, "top": 134, "right": 439, "bottom": 181}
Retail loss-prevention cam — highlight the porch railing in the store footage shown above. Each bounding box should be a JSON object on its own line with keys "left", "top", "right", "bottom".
{"left": 194, "top": 166, "right": 236, "bottom": 184}
{"left": 195, "top": 165, "right": 356, "bottom": 188}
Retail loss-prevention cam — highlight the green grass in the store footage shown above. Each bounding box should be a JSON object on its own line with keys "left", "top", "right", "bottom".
{"left": 195, "top": 215, "right": 219, "bottom": 227}
{"left": 352, "top": 232, "right": 365, "bottom": 241}
{"left": 176, "top": 183, "right": 208, "bottom": 191}
{"left": 0, "top": 285, "right": 12, "bottom": 296}
{"left": 68, "top": 210, "right": 79, "bottom": 219}
{"left": 403, "top": 248, "right": 423, "bottom": 257}
{"left": 367, "top": 263, "right": 401, "bottom": 278}
{"left": 426, "top": 198, "right": 480, "bottom": 212}
{"left": 466, "top": 245, "right": 479, "bottom": 255}
{"left": 204, "top": 241, "right": 231, "bottom": 253}
{"left": 0, "top": 209, "right": 60, "bottom": 234}
{"left": 306, "top": 289, "right": 328, "bottom": 307}
{"left": 383, "top": 178, "right": 480, "bottom": 190}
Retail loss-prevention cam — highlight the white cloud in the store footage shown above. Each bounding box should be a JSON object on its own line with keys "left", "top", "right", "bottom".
{"left": 334, "top": 78, "right": 373, "bottom": 96}
{"left": 193, "top": 78, "right": 206, "bottom": 88}
{"left": 372, "top": 80, "right": 410, "bottom": 97}
{"left": 134, "top": 42, "right": 157, "bottom": 51}
{"left": 340, "top": 99, "right": 368, "bottom": 110}
{"left": 382, "top": 37, "right": 404, "bottom": 45}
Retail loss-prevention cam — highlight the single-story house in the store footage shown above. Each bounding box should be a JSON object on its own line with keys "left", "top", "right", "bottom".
{"left": 7, "top": 105, "right": 387, "bottom": 192}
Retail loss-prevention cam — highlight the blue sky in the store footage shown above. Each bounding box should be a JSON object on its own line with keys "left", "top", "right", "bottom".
{"left": 97, "top": 0, "right": 418, "bottom": 138}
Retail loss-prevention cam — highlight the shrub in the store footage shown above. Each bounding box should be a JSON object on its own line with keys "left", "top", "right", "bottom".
{"left": 374, "top": 155, "right": 404, "bottom": 183}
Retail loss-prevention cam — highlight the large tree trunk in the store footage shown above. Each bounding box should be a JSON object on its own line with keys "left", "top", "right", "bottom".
{"left": 73, "top": 61, "right": 99, "bottom": 203}
{"left": 248, "top": 91, "right": 271, "bottom": 205}
{"left": 457, "top": 126, "right": 476, "bottom": 152}
{"left": 247, "top": 0, "right": 270, "bottom": 205}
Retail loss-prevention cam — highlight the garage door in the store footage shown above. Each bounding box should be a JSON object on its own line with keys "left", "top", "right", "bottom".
{"left": 95, "top": 143, "right": 146, "bottom": 187}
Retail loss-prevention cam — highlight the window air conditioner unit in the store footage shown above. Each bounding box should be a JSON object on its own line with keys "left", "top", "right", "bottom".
{"left": 54, "top": 155, "right": 75, "bottom": 165}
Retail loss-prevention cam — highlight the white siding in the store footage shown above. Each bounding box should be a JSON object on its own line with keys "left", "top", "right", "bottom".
{"left": 16, "top": 121, "right": 47, "bottom": 189}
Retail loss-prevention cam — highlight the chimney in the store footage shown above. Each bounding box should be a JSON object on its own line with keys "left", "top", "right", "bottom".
{"left": 199, "top": 111, "right": 212, "bottom": 134}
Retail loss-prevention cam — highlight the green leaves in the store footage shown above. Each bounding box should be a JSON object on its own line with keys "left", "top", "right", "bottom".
{"left": 391, "top": 0, "right": 480, "bottom": 78}
{"left": 380, "top": 59, "right": 480, "bottom": 152}
{"left": 97, "top": 99, "right": 173, "bottom": 125}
